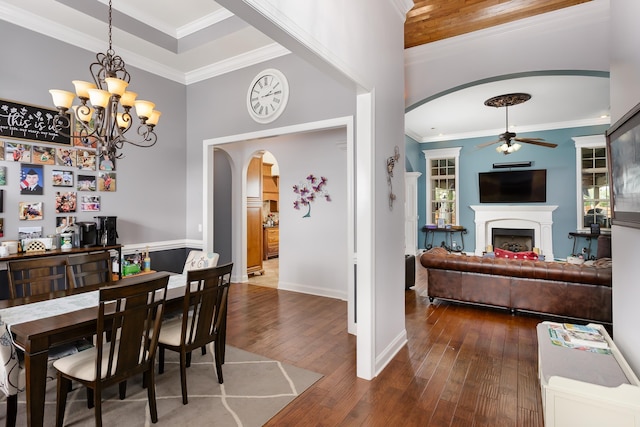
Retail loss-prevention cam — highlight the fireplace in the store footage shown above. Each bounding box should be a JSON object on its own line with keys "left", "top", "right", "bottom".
{"left": 492, "top": 228, "right": 535, "bottom": 252}
{"left": 470, "top": 205, "right": 558, "bottom": 259}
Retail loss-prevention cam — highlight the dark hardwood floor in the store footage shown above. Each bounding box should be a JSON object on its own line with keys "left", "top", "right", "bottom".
{"left": 226, "top": 267, "right": 544, "bottom": 426}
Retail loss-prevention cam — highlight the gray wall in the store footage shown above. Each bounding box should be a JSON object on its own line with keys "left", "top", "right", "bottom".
{"left": 0, "top": 21, "right": 187, "bottom": 247}
{"left": 609, "top": 0, "right": 640, "bottom": 376}
{"left": 185, "top": 55, "right": 356, "bottom": 253}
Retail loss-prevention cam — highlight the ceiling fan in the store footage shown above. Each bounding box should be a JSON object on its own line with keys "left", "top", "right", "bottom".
{"left": 477, "top": 93, "right": 558, "bottom": 155}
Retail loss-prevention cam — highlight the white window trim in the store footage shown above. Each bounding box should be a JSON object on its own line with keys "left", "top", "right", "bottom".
{"left": 423, "top": 147, "right": 462, "bottom": 226}
{"left": 573, "top": 135, "right": 607, "bottom": 231}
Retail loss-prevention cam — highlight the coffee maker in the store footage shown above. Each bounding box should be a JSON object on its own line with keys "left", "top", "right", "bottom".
{"left": 95, "top": 216, "right": 118, "bottom": 246}
{"left": 77, "top": 221, "right": 97, "bottom": 247}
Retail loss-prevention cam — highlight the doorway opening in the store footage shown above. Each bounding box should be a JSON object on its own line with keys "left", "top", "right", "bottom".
{"left": 248, "top": 151, "right": 280, "bottom": 289}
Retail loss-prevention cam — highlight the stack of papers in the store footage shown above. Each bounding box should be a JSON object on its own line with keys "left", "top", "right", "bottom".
{"left": 547, "top": 322, "right": 611, "bottom": 354}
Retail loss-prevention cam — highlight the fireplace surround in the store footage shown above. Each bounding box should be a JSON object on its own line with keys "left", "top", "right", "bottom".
{"left": 470, "top": 205, "right": 558, "bottom": 259}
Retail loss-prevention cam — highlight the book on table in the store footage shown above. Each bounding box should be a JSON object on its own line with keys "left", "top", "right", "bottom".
{"left": 547, "top": 323, "right": 609, "bottom": 350}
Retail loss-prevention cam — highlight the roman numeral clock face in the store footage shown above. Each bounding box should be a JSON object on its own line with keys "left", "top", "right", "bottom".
{"left": 247, "top": 69, "right": 289, "bottom": 124}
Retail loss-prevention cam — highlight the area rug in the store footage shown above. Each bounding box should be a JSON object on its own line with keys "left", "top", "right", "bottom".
{"left": 9, "top": 345, "right": 323, "bottom": 426}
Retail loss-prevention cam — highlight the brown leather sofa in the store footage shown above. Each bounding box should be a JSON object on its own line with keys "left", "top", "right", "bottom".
{"left": 419, "top": 248, "right": 612, "bottom": 324}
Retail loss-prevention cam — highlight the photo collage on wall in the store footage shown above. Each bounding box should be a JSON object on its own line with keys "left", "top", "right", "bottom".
{"left": 0, "top": 99, "right": 117, "bottom": 237}
{"left": 0, "top": 98, "right": 119, "bottom": 243}
{"left": 4, "top": 141, "right": 117, "bottom": 222}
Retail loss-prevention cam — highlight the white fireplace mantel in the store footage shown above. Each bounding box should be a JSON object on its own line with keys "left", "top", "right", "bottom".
{"left": 470, "top": 205, "right": 558, "bottom": 259}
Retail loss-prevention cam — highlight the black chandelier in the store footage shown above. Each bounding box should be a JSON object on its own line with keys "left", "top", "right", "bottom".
{"left": 49, "top": 0, "right": 159, "bottom": 158}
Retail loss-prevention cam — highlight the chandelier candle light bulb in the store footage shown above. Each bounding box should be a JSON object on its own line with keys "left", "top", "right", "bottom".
{"left": 104, "top": 77, "right": 128, "bottom": 97}
{"left": 49, "top": 90, "right": 76, "bottom": 111}
{"left": 72, "top": 80, "right": 97, "bottom": 99}
{"left": 134, "top": 100, "right": 155, "bottom": 120}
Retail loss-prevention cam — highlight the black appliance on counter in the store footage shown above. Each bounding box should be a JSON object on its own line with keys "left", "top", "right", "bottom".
{"left": 95, "top": 216, "right": 118, "bottom": 246}
{"left": 77, "top": 222, "right": 97, "bottom": 247}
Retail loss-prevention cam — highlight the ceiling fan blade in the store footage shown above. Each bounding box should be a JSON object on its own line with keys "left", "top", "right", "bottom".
{"left": 476, "top": 139, "right": 502, "bottom": 149}
{"left": 514, "top": 137, "right": 558, "bottom": 148}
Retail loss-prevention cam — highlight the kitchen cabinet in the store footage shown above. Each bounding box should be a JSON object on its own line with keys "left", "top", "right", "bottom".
{"left": 247, "top": 156, "right": 263, "bottom": 275}
{"left": 262, "top": 162, "right": 279, "bottom": 212}
{"left": 263, "top": 226, "right": 279, "bottom": 260}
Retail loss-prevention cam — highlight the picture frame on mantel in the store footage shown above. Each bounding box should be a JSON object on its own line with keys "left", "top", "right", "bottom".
{"left": 606, "top": 101, "right": 640, "bottom": 230}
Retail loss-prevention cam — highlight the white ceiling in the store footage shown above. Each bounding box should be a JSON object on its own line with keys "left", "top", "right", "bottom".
{"left": 0, "top": 0, "right": 288, "bottom": 84}
{"left": 0, "top": 0, "right": 610, "bottom": 141}
{"left": 405, "top": 74, "right": 611, "bottom": 143}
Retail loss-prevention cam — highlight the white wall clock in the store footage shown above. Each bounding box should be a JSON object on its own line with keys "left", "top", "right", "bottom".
{"left": 247, "top": 68, "right": 289, "bottom": 124}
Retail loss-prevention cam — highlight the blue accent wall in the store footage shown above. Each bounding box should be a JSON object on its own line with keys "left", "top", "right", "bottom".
{"left": 407, "top": 124, "right": 609, "bottom": 259}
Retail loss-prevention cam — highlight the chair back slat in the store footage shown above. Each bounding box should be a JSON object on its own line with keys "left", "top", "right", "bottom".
{"left": 181, "top": 263, "right": 232, "bottom": 350}
{"left": 96, "top": 274, "right": 168, "bottom": 382}
{"left": 7, "top": 256, "right": 71, "bottom": 299}
{"left": 67, "top": 252, "right": 113, "bottom": 289}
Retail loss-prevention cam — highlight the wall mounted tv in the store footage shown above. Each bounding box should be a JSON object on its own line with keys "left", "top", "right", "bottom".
{"left": 479, "top": 169, "right": 547, "bottom": 203}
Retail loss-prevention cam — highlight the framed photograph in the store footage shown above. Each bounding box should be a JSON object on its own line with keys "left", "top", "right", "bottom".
{"left": 19, "top": 201, "right": 43, "bottom": 220}
{"left": 77, "top": 174, "right": 96, "bottom": 191}
{"left": 80, "top": 195, "right": 101, "bottom": 212}
{"left": 33, "top": 145, "right": 56, "bottom": 165}
{"left": 5, "top": 141, "right": 32, "bottom": 162}
{"left": 55, "top": 191, "right": 77, "bottom": 213}
{"left": 73, "top": 116, "right": 98, "bottom": 149}
{"left": 56, "top": 215, "right": 76, "bottom": 233}
{"left": 606, "top": 101, "right": 640, "bottom": 229}
{"left": 52, "top": 170, "right": 74, "bottom": 187}
{"left": 98, "top": 152, "right": 116, "bottom": 171}
{"left": 98, "top": 172, "right": 116, "bottom": 192}
{"left": 0, "top": 166, "right": 6, "bottom": 185}
{"left": 56, "top": 147, "right": 76, "bottom": 167}
{"left": 18, "top": 226, "right": 42, "bottom": 239}
{"left": 20, "top": 164, "right": 44, "bottom": 195}
{"left": 77, "top": 150, "right": 96, "bottom": 170}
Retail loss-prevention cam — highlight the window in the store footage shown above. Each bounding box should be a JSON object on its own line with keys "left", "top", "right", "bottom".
{"left": 423, "top": 147, "right": 461, "bottom": 226}
{"left": 573, "top": 136, "right": 610, "bottom": 230}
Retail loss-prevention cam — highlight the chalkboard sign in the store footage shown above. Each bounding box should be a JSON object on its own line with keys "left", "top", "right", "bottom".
{"left": 0, "top": 98, "right": 71, "bottom": 145}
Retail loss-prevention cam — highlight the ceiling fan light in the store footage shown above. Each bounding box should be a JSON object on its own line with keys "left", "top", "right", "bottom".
{"left": 512, "top": 143, "right": 522, "bottom": 151}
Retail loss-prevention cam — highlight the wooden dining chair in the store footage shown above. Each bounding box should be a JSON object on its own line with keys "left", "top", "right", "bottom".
{"left": 6, "top": 256, "right": 71, "bottom": 299}
{"left": 0, "top": 318, "right": 23, "bottom": 427}
{"left": 157, "top": 262, "right": 233, "bottom": 404}
{"left": 53, "top": 273, "right": 170, "bottom": 427}
{"left": 67, "top": 251, "right": 114, "bottom": 289}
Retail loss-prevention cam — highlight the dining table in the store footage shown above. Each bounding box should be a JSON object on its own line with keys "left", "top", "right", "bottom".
{"left": 0, "top": 271, "right": 187, "bottom": 427}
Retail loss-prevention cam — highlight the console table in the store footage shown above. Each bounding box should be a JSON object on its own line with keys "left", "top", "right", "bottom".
{"left": 0, "top": 244, "right": 121, "bottom": 264}
{"left": 421, "top": 226, "right": 467, "bottom": 252}
{"left": 568, "top": 232, "right": 609, "bottom": 260}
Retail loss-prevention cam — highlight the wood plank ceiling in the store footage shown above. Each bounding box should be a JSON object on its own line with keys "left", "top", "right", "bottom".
{"left": 405, "top": 0, "right": 592, "bottom": 48}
